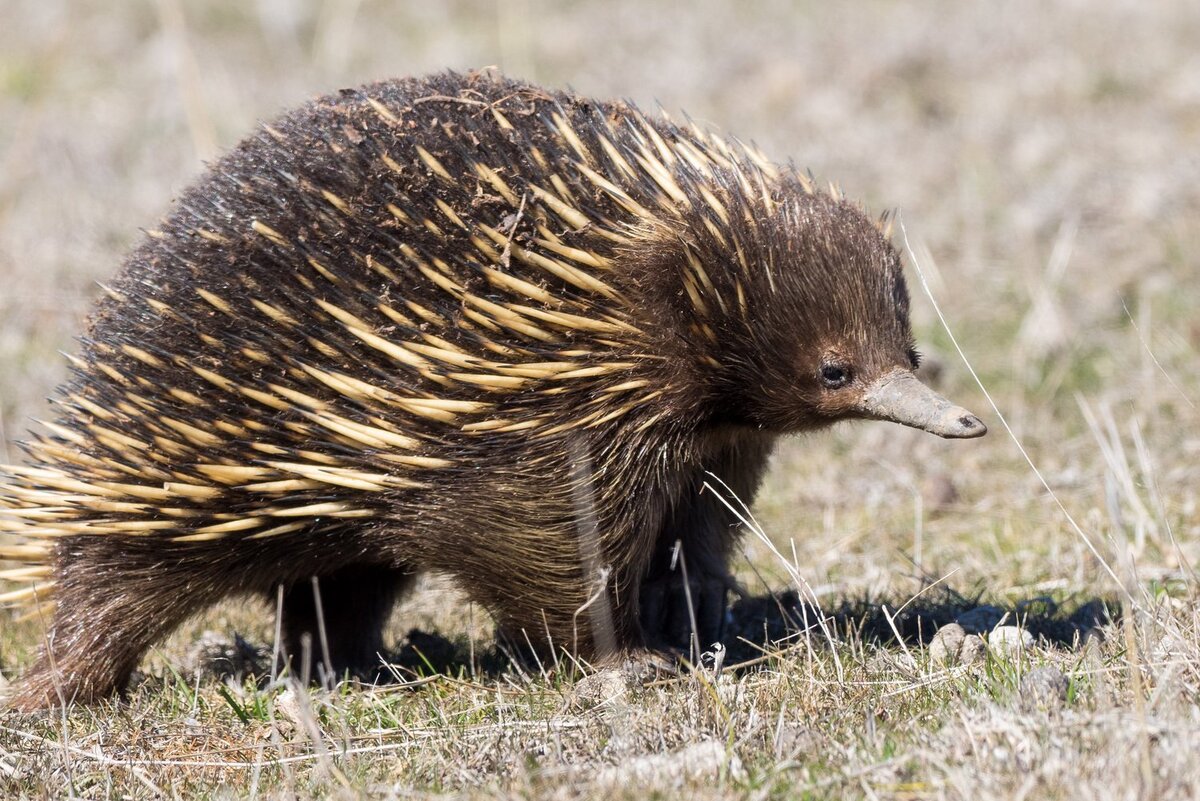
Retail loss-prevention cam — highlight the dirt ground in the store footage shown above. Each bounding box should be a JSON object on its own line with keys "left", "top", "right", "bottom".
{"left": 0, "top": 0, "right": 1198, "bottom": 798}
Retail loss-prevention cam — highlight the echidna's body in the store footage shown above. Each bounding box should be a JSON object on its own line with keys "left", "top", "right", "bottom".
{"left": 0, "top": 71, "right": 984, "bottom": 709}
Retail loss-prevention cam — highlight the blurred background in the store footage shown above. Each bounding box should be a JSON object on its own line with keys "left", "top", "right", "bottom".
{"left": 1, "top": 0, "right": 1197, "bottom": 601}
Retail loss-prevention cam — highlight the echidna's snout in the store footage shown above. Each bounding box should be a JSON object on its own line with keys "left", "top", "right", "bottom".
{"left": 856, "top": 371, "right": 987, "bottom": 439}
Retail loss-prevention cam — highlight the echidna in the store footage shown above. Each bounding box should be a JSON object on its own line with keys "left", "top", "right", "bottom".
{"left": 0, "top": 71, "right": 985, "bottom": 710}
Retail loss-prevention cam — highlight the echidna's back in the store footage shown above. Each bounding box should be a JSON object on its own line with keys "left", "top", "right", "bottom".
{"left": 1, "top": 71, "right": 767, "bottom": 602}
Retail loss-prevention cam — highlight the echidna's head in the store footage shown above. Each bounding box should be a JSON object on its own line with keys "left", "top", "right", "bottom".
{"left": 639, "top": 178, "right": 985, "bottom": 440}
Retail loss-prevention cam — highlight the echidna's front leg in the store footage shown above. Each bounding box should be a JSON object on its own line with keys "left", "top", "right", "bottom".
{"left": 639, "top": 433, "right": 776, "bottom": 655}
{"left": 639, "top": 517, "right": 741, "bottom": 656}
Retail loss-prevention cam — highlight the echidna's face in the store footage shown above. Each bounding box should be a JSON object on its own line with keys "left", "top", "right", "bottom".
{"left": 716, "top": 193, "right": 985, "bottom": 440}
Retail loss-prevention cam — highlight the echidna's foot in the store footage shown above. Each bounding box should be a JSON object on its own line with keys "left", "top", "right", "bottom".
{"left": 638, "top": 568, "right": 737, "bottom": 657}
{"left": 614, "top": 648, "right": 681, "bottom": 682}
{"left": 6, "top": 669, "right": 68, "bottom": 712}
{"left": 6, "top": 652, "right": 132, "bottom": 712}
{"left": 562, "top": 647, "right": 680, "bottom": 712}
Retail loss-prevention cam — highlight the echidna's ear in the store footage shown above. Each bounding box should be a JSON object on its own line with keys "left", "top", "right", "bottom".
{"left": 856, "top": 371, "right": 986, "bottom": 439}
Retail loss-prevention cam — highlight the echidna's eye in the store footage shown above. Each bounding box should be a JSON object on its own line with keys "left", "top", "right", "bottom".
{"left": 820, "top": 363, "right": 851, "bottom": 389}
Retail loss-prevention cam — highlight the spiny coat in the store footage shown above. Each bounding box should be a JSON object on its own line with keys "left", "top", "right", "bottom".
{"left": 0, "top": 71, "right": 984, "bottom": 710}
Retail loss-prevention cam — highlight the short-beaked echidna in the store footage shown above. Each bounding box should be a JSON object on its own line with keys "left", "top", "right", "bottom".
{"left": 0, "top": 71, "right": 985, "bottom": 710}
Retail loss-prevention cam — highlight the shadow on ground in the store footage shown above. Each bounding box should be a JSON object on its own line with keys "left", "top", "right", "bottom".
{"left": 185, "top": 588, "right": 1115, "bottom": 686}
{"left": 719, "top": 588, "right": 1112, "bottom": 664}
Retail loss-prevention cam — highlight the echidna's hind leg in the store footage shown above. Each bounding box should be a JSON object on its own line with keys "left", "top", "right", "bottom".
{"left": 9, "top": 537, "right": 226, "bottom": 711}
{"left": 275, "top": 564, "right": 415, "bottom": 685}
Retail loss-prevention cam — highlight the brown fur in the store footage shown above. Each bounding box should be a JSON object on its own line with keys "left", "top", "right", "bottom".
{"left": 0, "top": 71, "right": 922, "bottom": 709}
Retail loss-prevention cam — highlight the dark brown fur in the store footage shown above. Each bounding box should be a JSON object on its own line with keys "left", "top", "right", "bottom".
{"left": 1, "top": 71, "right": 921, "bottom": 709}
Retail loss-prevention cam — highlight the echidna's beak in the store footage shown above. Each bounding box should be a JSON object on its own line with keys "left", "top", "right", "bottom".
{"left": 856, "top": 371, "right": 987, "bottom": 439}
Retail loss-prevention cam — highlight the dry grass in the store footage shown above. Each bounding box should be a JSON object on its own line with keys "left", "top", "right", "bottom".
{"left": 1, "top": 0, "right": 1198, "bottom": 797}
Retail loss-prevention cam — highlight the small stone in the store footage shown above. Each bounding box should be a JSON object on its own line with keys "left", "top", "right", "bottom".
{"left": 988, "top": 626, "right": 1034, "bottom": 658}
{"left": 955, "top": 605, "right": 1006, "bottom": 634}
{"left": 929, "top": 623, "right": 965, "bottom": 666}
{"left": 960, "top": 634, "right": 987, "bottom": 664}
{"left": 1019, "top": 666, "right": 1070, "bottom": 710}
{"left": 274, "top": 687, "right": 307, "bottom": 733}
{"left": 929, "top": 623, "right": 986, "bottom": 666}
{"left": 568, "top": 667, "right": 637, "bottom": 712}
